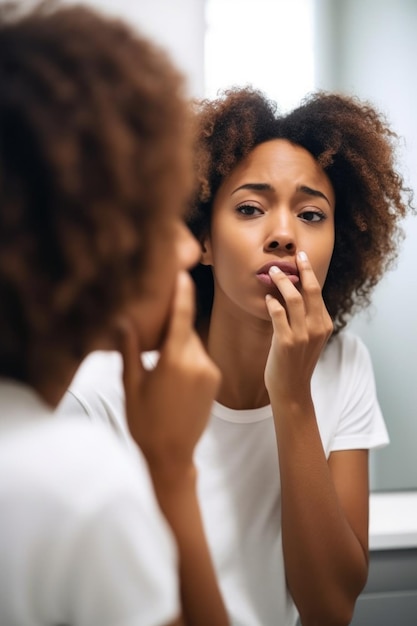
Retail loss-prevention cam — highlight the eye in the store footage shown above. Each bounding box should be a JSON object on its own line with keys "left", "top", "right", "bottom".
{"left": 299, "top": 209, "right": 326, "bottom": 223}
{"left": 236, "top": 204, "right": 263, "bottom": 217}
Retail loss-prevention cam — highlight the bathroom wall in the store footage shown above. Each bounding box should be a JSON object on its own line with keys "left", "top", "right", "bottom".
{"left": 61, "top": 0, "right": 206, "bottom": 97}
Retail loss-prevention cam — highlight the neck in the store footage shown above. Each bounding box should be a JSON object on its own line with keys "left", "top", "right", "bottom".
{"left": 205, "top": 302, "right": 273, "bottom": 410}
{"left": 27, "top": 326, "right": 113, "bottom": 408}
{"left": 31, "top": 357, "right": 81, "bottom": 409}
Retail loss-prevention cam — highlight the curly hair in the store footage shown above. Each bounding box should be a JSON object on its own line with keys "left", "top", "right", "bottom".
{"left": 0, "top": 1, "right": 192, "bottom": 382}
{"left": 187, "top": 87, "right": 414, "bottom": 332}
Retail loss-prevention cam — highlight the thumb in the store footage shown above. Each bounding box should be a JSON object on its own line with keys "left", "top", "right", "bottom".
{"left": 164, "top": 270, "right": 196, "bottom": 353}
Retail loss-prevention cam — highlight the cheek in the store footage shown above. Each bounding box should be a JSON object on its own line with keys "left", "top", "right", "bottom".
{"left": 299, "top": 223, "right": 334, "bottom": 287}
{"left": 209, "top": 234, "right": 244, "bottom": 292}
{"left": 308, "top": 243, "right": 334, "bottom": 289}
{"left": 211, "top": 220, "right": 258, "bottom": 263}
{"left": 210, "top": 227, "right": 233, "bottom": 264}
{"left": 316, "top": 262, "right": 331, "bottom": 289}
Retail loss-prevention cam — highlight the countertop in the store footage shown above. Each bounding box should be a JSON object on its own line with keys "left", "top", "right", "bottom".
{"left": 369, "top": 491, "right": 417, "bottom": 550}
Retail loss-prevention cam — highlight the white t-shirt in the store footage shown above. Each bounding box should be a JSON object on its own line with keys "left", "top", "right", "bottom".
{"left": 0, "top": 379, "right": 179, "bottom": 626}
{"left": 59, "top": 331, "right": 389, "bottom": 626}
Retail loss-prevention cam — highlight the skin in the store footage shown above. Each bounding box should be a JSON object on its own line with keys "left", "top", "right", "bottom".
{"left": 201, "top": 139, "right": 369, "bottom": 626}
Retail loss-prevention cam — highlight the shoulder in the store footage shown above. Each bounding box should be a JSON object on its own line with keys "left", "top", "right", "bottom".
{"left": 65, "top": 350, "right": 123, "bottom": 410}
{"left": 55, "top": 418, "right": 156, "bottom": 511}
{"left": 58, "top": 350, "right": 130, "bottom": 444}
{"left": 315, "top": 329, "right": 377, "bottom": 400}
{"left": 1, "top": 412, "right": 177, "bottom": 572}
{"left": 321, "top": 330, "right": 372, "bottom": 366}
{"left": 314, "top": 331, "right": 389, "bottom": 453}
{"left": 2, "top": 409, "right": 156, "bottom": 520}
{"left": 316, "top": 330, "right": 375, "bottom": 389}
{"left": 58, "top": 350, "right": 160, "bottom": 451}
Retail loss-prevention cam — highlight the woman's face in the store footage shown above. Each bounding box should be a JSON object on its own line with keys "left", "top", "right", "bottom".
{"left": 202, "top": 139, "right": 335, "bottom": 321}
{"left": 125, "top": 216, "right": 200, "bottom": 351}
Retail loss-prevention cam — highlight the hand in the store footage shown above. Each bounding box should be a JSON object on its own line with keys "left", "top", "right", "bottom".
{"left": 118, "top": 270, "right": 221, "bottom": 477}
{"left": 264, "top": 251, "right": 333, "bottom": 404}
{"left": 118, "top": 274, "right": 228, "bottom": 626}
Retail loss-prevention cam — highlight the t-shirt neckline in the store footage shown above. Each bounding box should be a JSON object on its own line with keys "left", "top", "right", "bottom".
{"left": 211, "top": 400, "right": 272, "bottom": 424}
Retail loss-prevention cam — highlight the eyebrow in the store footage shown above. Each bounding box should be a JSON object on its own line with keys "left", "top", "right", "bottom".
{"left": 296, "top": 184, "right": 331, "bottom": 207}
{"left": 231, "top": 182, "right": 274, "bottom": 195}
{"left": 231, "top": 182, "right": 331, "bottom": 207}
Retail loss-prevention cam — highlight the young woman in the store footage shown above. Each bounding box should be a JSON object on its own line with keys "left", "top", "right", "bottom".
{"left": 0, "top": 4, "right": 228, "bottom": 625}
{"left": 186, "top": 87, "right": 413, "bottom": 626}
{"left": 59, "top": 87, "right": 413, "bottom": 626}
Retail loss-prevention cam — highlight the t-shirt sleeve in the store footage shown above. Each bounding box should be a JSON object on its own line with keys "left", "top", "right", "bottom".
{"left": 330, "top": 334, "right": 390, "bottom": 452}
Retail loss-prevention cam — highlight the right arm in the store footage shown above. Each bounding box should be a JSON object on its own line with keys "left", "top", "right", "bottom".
{"left": 264, "top": 255, "right": 368, "bottom": 626}
{"left": 119, "top": 270, "right": 229, "bottom": 626}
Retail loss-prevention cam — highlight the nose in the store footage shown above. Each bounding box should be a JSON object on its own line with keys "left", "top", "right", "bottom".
{"left": 265, "top": 239, "right": 295, "bottom": 252}
{"left": 264, "top": 213, "right": 296, "bottom": 253}
{"left": 177, "top": 221, "right": 201, "bottom": 270}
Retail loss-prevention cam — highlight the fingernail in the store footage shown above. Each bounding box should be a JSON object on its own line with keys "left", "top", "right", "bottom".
{"left": 297, "top": 251, "right": 308, "bottom": 261}
{"left": 269, "top": 265, "right": 281, "bottom": 275}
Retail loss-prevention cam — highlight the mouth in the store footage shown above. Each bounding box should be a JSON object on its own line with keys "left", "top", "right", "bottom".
{"left": 256, "top": 261, "right": 300, "bottom": 286}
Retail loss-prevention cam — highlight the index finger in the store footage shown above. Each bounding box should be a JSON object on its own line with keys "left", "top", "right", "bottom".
{"left": 165, "top": 270, "right": 196, "bottom": 350}
{"left": 297, "top": 250, "right": 325, "bottom": 315}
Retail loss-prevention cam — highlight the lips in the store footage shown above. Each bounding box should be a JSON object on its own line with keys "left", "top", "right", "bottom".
{"left": 256, "top": 261, "right": 300, "bottom": 286}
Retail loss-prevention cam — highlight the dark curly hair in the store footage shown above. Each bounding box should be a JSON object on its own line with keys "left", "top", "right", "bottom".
{"left": 0, "top": 1, "right": 192, "bottom": 383}
{"left": 187, "top": 87, "right": 414, "bottom": 333}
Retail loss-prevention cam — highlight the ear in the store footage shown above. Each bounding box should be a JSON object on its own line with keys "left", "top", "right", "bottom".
{"left": 200, "top": 234, "right": 213, "bottom": 266}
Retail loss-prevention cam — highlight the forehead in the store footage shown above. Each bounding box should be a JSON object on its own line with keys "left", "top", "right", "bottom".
{"left": 218, "top": 138, "right": 335, "bottom": 204}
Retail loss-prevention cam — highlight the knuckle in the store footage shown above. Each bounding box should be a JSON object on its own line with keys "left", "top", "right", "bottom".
{"left": 325, "top": 316, "right": 334, "bottom": 335}
{"left": 310, "top": 328, "right": 326, "bottom": 343}
{"left": 270, "top": 305, "right": 286, "bottom": 319}
{"left": 193, "top": 354, "right": 218, "bottom": 380}
{"left": 325, "top": 323, "right": 334, "bottom": 337}
{"left": 286, "top": 292, "right": 302, "bottom": 306}
{"left": 306, "top": 283, "right": 321, "bottom": 297}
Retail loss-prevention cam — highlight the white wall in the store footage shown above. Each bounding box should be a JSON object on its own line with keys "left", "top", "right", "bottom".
{"left": 314, "top": 0, "right": 417, "bottom": 490}
{"left": 205, "top": 0, "right": 315, "bottom": 111}
{"left": 61, "top": 0, "right": 206, "bottom": 97}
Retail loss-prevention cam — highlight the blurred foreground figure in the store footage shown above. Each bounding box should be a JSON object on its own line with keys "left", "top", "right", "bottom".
{"left": 0, "top": 2, "right": 228, "bottom": 625}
